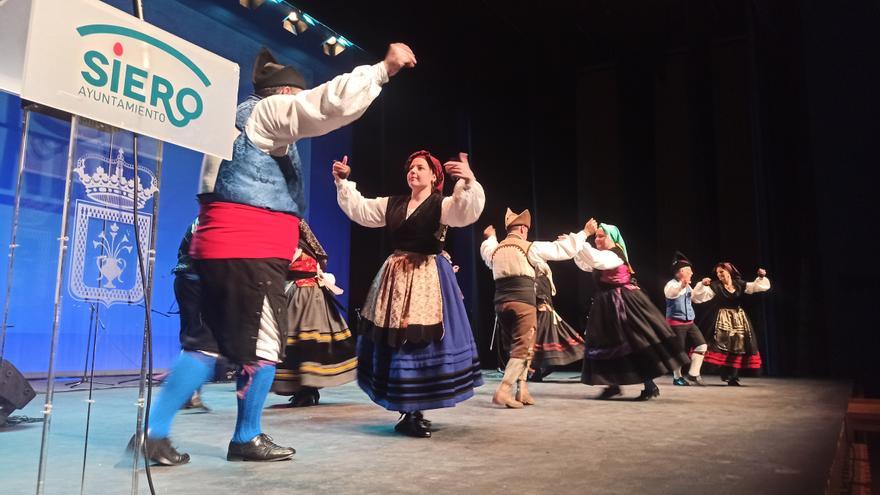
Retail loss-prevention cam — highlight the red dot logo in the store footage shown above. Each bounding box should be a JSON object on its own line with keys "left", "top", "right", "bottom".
{"left": 113, "top": 42, "right": 123, "bottom": 56}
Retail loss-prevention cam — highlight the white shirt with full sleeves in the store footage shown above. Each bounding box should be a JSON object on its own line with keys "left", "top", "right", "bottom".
{"left": 664, "top": 279, "right": 693, "bottom": 299}
{"left": 572, "top": 242, "right": 625, "bottom": 272}
{"left": 335, "top": 178, "right": 486, "bottom": 228}
{"left": 246, "top": 63, "right": 389, "bottom": 155}
{"left": 691, "top": 276, "right": 771, "bottom": 304}
{"left": 199, "top": 63, "right": 389, "bottom": 192}
{"left": 479, "top": 231, "right": 586, "bottom": 270}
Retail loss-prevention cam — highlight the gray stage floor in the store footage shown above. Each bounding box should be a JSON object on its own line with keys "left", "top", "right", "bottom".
{"left": 0, "top": 373, "right": 849, "bottom": 495}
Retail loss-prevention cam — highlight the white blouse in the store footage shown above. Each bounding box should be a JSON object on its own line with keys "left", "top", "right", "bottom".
{"left": 571, "top": 242, "right": 624, "bottom": 272}
{"left": 335, "top": 177, "right": 486, "bottom": 228}
{"left": 691, "top": 276, "right": 771, "bottom": 304}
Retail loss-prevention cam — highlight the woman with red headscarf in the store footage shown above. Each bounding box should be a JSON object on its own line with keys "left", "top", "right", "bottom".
{"left": 693, "top": 262, "right": 770, "bottom": 386}
{"left": 333, "top": 151, "right": 485, "bottom": 438}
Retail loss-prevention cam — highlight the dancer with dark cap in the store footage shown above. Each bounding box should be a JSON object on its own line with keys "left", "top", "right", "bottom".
{"left": 664, "top": 251, "right": 710, "bottom": 386}
{"left": 131, "top": 43, "right": 417, "bottom": 465}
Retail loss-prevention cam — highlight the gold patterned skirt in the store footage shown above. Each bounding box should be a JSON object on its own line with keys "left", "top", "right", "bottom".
{"left": 704, "top": 307, "right": 763, "bottom": 371}
{"left": 360, "top": 251, "right": 444, "bottom": 346}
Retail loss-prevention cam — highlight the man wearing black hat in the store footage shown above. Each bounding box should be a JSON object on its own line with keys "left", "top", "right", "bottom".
{"left": 134, "top": 43, "right": 417, "bottom": 466}
{"left": 664, "top": 251, "right": 710, "bottom": 386}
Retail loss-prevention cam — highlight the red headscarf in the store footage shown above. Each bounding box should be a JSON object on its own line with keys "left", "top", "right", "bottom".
{"left": 714, "top": 262, "right": 742, "bottom": 280}
{"left": 405, "top": 150, "right": 444, "bottom": 193}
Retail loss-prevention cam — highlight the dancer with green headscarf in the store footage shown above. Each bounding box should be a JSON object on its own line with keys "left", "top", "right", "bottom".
{"left": 569, "top": 219, "right": 689, "bottom": 400}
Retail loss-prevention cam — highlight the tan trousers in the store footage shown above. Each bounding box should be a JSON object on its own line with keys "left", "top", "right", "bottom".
{"left": 496, "top": 301, "right": 537, "bottom": 360}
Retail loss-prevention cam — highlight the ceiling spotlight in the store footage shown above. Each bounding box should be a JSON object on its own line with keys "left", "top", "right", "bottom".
{"left": 322, "top": 36, "right": 350, "bottom": 57}
{"left": 282, "top": 11, "right": 309, "bottom": 35}
{"left": 240, "top": 0, "right": 281, "bottom": 8}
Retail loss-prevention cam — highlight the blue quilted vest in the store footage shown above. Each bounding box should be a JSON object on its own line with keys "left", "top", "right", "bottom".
{"left": 211, "top": 95, "right": 305, "bottom": 215}
{"left": 665, "top": 285, "right": 696, "bottom": 321}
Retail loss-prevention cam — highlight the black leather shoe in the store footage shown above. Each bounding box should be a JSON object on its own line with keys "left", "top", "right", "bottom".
{"left": 727, "top": 377, "right": 742, "bottom": 386}
{"left": 528, "top": 367, "right": 554, "bottom": 383}
{"left": 596, "top": 385, "right": 622, "bottom": 400}
{"left": 635, "top": 385, "right": 660, "bottom": 401}
{"left": 394, "top": 413, "right": 431, "bottom": 438}
{"left": 413, "top": 411, "right": 432, "bottom": 430}
{"left": 288, "top": 388, "right": 320, "bottom": 408}
{"left": 227, "top": 433, "right": 295, "bottom": 462}
{"left": 126, "top": 434, "right": 190, "bottom": 466}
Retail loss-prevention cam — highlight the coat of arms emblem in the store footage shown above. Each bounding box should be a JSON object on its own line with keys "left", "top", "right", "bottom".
{"left": 68, "top": 148, "right": 158, "bottom": 306}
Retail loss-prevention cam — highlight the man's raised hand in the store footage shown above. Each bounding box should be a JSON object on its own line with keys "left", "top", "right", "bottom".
{"left": 383, "top": 43, "right": 417, "bottom": 77}
{"left": 332, "top": 155, "right": 351, "bottom": 181}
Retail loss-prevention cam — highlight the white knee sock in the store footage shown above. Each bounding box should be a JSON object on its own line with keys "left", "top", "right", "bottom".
{"left": 689, "top": 344, "right": 708, "bottom": 377}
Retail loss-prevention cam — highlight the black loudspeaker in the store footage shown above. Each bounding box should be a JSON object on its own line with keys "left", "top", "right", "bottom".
{"left": 0, "top": 359, "right": 36, "bottom": 426}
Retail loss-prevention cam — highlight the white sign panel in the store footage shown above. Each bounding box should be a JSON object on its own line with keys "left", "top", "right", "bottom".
{"left": 21, "top": 0, "right": 239, "bottom": 159}
{"left": 0, "top": 0, "right": 32, "bottom": 95}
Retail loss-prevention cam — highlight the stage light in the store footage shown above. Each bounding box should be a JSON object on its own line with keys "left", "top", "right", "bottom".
{"left": 282, "top": 10, "right": 309, "bottom": 35}
{"left": 240, "top": 0, "right": 282, "bottom": 9}
{"left": 322, "top": 36, "right": 351, "bottom": 57}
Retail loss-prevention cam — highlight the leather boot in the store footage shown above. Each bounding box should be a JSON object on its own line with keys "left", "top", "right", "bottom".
{"left": 515, "top": 359, "right": 536, "bottom": 405}
{"left": 492, "top": 358, "right": 525, "bottom": 409}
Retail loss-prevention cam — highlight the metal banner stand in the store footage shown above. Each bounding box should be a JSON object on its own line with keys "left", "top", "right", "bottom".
{"left": 0, "top": 105, "right": 32, "bottom": 361}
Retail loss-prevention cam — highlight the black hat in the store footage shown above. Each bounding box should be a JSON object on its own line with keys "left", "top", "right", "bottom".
{"left": 671, "top": 251, "right": 692, "bottom": 274}
{"left": 252, "top": 47, "right": 307, "bottom": 91}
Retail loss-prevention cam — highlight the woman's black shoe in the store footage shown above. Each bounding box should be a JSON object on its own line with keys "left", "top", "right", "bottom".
{"left": 413, "top": 411, "right": 432, "bottom": 430}
{"left": 727, "top": 378, "right": 742, "bottom": 386}
{"left": 126, "top": 434, "right": 190, "bottom": 466}
{"left": 288, "top": 388, "right": 320, "bottom": 407}
{"left": 528, "top": 367, "right": 553, "bottom": 383}
{"left": 394, "top": 413, "right": 431, "bottom": 438}
{"left": 636, "top": 385, "right": 660, "bottom": 401}
{"left": 227, "top": 433, "right": 295, "bottom": 462}
{"left": 596, "top": 385, "right": 622, "bottom": 400}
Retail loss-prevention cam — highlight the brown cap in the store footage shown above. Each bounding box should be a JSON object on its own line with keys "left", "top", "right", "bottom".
{"left": 504, "top": 208, "right": 531, "bottom": 229}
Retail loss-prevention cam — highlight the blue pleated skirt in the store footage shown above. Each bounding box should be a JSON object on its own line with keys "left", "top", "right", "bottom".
{"left": 357, "top": 255, "right": 483, "bottom": 412}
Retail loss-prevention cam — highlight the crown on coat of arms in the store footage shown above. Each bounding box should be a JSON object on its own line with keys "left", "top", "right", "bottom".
{"left": 74, "top": 149, "right": 158, "bottom": 210}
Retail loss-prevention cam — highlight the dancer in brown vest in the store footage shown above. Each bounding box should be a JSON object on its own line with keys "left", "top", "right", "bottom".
{"left": 480, "top": 209, "right": 588, "bottom": 408}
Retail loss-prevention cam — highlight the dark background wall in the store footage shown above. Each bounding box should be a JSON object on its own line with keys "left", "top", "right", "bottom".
{"left": 297, "top": 0, "right": 880, "bottom": 389}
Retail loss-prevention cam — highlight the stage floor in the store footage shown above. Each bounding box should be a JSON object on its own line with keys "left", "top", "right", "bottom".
{"left": 0, "top": 373, "right": 849, "bottom": 495}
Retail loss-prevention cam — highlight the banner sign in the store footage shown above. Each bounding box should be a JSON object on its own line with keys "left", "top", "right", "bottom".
{"left": 21, "top": 0, "right": 239, "bottom": 159}
{"left": 0, "top": 0, "right": 32, "bottom": 95}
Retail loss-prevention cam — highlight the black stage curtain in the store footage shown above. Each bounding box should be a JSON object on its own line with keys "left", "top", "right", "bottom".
{"left": 328, "top": 0, "right": 879, "bottom": 388}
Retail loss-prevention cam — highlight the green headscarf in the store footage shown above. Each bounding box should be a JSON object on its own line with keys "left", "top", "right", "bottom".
{"left": 599, "top": 222, "right": 629, "bottom": 264}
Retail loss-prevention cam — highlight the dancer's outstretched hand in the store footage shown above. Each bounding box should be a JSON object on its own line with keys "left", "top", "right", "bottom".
{"left": 483, "top": 225, "right": 496, "bottom": 239}
{"left": 701, "top": 277, "right": 712, "bottom": 286}
{"left": 444, "top": 152, "right": 475, "bottom": 183}
{"left": 384, "top": 43, "right": 417, "bottom": 77}
{"left": 332, "top": 155, "right": 351, "bottom": 181}
{"left": 584, "top": 218, "right": 598, "bottom": 235}
{"left": 757, "top": 268, "right": 767, "bottom": 278}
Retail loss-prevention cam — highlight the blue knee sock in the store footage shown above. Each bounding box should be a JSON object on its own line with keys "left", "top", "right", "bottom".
{"left": 232, "top": 362, "right": 276, "bottom": 444}
{"left": 147, "top": 351, "right": 215, "bottom": 439}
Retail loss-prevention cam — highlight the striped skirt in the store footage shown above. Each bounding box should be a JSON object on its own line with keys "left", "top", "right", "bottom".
{"left": 272, "top": 284, "right": 357, "bottom": 394}
{"left": 357, "top": 254, "right": 483, "bottom": 412}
